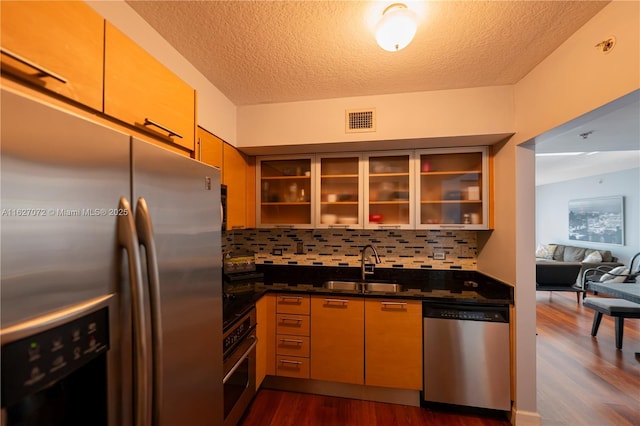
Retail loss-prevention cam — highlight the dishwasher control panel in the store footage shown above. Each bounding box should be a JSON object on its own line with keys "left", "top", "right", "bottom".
{"left": 423, "top": 303, "right": 509, "bottom": 323}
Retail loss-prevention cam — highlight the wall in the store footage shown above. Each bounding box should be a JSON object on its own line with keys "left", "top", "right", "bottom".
{"left": 224, "top": 229, "right": 478, "bottom": 270}
{"left": 487, "top": 2, "right": 640, "bottom": 424}
{"left": 237, "top": 86, "right": 514, "bottom": 150}
{"left": 85, "top": 0, "right": 237, "bottom": 145}
{"left": 536, "top": 168, "right": 639, "bottom": 266}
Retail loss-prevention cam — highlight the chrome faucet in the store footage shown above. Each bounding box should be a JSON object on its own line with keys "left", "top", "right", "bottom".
{"left": 361, "top": 244, "right": 381, "bottom": 281}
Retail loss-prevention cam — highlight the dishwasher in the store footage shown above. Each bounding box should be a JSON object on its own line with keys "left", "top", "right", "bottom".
{"left": 423, "top": 302, "right": 511, "bottom": 411}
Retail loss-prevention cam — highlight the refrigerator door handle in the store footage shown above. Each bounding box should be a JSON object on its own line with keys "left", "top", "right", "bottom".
{"left": 135, "top": 197, "right": 163, "bottom": 426}
{"left": 118, "top": 196, "right": 151, "bottom": 426}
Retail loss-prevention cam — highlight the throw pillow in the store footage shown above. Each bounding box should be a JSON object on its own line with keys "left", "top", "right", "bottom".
{"left": 609, "top": 269, "right": 630, "bottom": 283}
{"left": 600, "top": 266, "right": 628, "bottom": 282}
{"left": 563, "top": 246, "right": 587, "bottom": 262}
{"left": 552, "top": 245, "right": 565, "bottom": 261}
{"left": 535, "top": 244, "right": 557, "bottom": 260}
{"left": 583, "top": 251, "right": 602, "bottom": 263}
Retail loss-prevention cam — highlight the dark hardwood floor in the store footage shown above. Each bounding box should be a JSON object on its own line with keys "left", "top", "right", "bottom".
{"left": 241, "top": 291, "right": 639, "bottom": 425}
{"left": 536, "top": 291, "right": 639, "bottom": 425}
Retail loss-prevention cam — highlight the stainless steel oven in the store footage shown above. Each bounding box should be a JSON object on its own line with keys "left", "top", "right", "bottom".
{"left": 223, "top": 308, "right": 257, "bottom": 426}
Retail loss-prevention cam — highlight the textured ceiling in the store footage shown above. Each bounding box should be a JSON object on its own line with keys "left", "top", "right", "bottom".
{"left": 126, "top": 0, "right": 609, "bottom": 106}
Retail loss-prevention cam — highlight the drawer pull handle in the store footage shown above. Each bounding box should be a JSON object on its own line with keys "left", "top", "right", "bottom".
{"left": 1, "top": 48, "right": 67, "bottom": 83}
{"left": 144, "top": 118, "right": 183, "bottom": 139}
{"left": 280, "top": 296, "right": 302, "bottom": 302}
{"left": 280, "top": 338, "right": 303, "bottom": 344}
{"left": 324, "top": 298, "right": 349, "bottom": 304}
{"left": 279, "top": 360, "right": 302, "bottom": 365}
{"left": 381, "top": 302, "right": 407, "bottom": 307}
{"left": 377, "top": 225, "right": 401, "bottom": 229}
{"left": 280, "top": 317, "right": 303, "bottom": 322}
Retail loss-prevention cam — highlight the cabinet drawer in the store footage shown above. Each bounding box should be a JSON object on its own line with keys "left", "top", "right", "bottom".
{"left": 276, "top": 314, "right": 310, "bottom": 336}
{"left": 276, "top": 356, "right": 310, "bottom": 379}
{"left": 276, "top": 294, "right": 310, "bottom": 314}
{"left": 276, "top": 335, "right": 310, "bottom": 358}
{"left": 1, "top": 1, "right": 104, "bottom": 111}
{"left": 104, "top": 23, "right": 195, "bottom": 151}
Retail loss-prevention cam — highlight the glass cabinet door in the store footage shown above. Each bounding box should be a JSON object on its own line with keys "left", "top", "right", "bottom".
{"left": 257, "top": 156, "right": 313, "bottom": 227}
{"left": 364, "top": 152, "right": 414, "bottom": 229}
{"left": 416, "top": 147, "right": 488, "bottom": 229}
{"left": 316, "top": 154, "right": 362, "bottom": 228}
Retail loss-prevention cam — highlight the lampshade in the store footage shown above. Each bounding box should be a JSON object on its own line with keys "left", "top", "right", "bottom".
{"left": 375, "top": 3, "right": 418, "bottom": 52}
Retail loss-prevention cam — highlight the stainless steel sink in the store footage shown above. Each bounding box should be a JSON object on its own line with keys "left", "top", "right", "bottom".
{"left": 363, "top": 282, "right": 403, "bottom": 293}
{"left": 321, "top": 281, "right": 403, "bottom": 293}
{"left": 322, "top": 281, "right": 360, "bottom": 291}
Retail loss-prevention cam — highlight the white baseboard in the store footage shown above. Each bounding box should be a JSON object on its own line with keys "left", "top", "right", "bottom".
{"left": 511, "top": 407, "right": 541, "bottom": 425}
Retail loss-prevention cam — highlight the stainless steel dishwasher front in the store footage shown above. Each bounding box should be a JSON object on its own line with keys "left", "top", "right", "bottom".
{"left": 423, "top": 302, "right": 511, "bottom": 411}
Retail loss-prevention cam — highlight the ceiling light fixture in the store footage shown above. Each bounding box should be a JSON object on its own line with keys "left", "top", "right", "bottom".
{"left": 535, "top": 152, "right": 585, "bottom": 157}
{"left": 375, "top": 3, "right": 418, "bottom": 52}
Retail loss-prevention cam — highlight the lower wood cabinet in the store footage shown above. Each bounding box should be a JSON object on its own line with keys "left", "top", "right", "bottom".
{"left": 310, "top": 296, "right": 364, "bottom": 385}
{"left": 364, "top": 299, "right": 423, "bottom": 390}
{"left": 256, "top": 293, "right": 275, "bottom": 390}
{"left": 261, "top": 293, "right": 422, "bottom": 391}
{"left": 275, "top": 294, "right": 310, "bottom": 379}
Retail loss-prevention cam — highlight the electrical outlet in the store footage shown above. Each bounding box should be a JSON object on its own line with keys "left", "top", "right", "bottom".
{"left": 272, "top": 248, "right": 283, "bottom": 256}
{"left": 433, "top": 252, "right": 446, "bottom": 260}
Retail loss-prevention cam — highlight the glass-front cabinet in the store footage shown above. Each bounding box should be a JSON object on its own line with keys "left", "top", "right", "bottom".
{"left": 257, "top": 156, "right": 314, "bottom": 228}
{"left": 364, "top": 152, "right": 415, "bottom": 229}
{"left": 416, "top": 147, "right": 489, "bottom": 229}
{"left": 315, "top": 154, "right": 363, "bottom": 228}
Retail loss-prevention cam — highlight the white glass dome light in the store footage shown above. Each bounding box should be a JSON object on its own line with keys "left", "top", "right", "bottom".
{"left": 375, "top": 3, "right": 418, "bottom": 52}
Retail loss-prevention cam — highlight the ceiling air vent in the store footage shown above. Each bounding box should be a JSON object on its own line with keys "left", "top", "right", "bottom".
{"left": 346, "top": 108, "right": 376, "bottom": 133}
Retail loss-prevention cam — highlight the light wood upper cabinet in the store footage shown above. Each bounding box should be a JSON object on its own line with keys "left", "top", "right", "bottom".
{"left": 104, "top": 22, "right": 195, "bottom": 151}
{"left": 315, "top": 153, "right": 364, "bottom": 229}
{"left": 364, "top": 299, "right": 422, "bottom": 390}
{"left": 197, "top": 127, "right": 223, "bottom": 168}
{"left": 364, "top": 151, "right": 415, "bottom": 229}
{"left": 0, "top": 1, "right": 104, "bottom": 111}
{"left": 416, "top": 147, "right": 489, "bottom": 229}
{"left": 223, "top": 143, "right": 249, "bottom": 230}
{"left": 310, "top": 296, "right": 364, "bottom": 385}
{"left": 257, "top": 156, "right": 315, "bottom": 228}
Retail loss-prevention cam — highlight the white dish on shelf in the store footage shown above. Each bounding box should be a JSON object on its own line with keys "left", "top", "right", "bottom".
{"left": 321, "top": 214, "right": 338, "bottom": 224}
{"left": 337, "top": 216, "right": 357, "bottom": 225}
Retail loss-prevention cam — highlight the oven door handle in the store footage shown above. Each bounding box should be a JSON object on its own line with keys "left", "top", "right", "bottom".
{"left": 223, "top": 336, "right": 258, "bottom": 384}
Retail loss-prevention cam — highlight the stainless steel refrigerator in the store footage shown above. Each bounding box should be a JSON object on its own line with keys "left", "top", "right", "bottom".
{"left": 1, "top": 88, "right": 223, "bottom": 426}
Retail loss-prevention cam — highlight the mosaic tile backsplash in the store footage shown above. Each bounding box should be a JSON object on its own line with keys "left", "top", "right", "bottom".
{"left": 223, "top": 229, "right": 477, "bottom": 270}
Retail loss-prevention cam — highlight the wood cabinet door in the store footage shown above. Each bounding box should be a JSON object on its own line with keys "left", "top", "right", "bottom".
{"left": 197, "top": 127, "right": 223, "bottom": 168}
{"left": 416, "top": 147, "right": 489, "bottom": 229}
{"left": 257, "top": 156, "right": 315, "bottom": 228}
{"left": 1, "top": 1, "right": 104, "bottom": 111}
{"left": 363, "top": 151, "right": 415, "bottom": 229}
{"left": 365, "top": 299, "right": 422, "bottom": 390}
{"left": 223, "top": 143, "right": 248, "bottom": 229}
{"left": 310, "top": 296, "right": 364, "bottom": 385}
{"left": 104, "top": 23, "right": 195, "bottom": 151}
{"left": 256, "top": 294, "right": 276, "bottom": 388}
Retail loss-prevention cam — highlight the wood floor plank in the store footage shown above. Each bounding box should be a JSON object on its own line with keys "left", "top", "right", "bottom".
{"left": 536, "top": 291, "right": 640, "bottom": 426}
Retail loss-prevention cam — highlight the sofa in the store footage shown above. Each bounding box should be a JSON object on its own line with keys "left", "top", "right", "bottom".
{"left": 535, "top": 243, "right": 623, "bottom": 284}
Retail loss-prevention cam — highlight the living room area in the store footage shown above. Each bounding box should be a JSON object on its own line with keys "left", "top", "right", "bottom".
{"left": 533, "top": 90, "right": 639, "bottom": 425}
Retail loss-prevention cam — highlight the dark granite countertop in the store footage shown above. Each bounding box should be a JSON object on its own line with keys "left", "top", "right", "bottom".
{"left": 225, "top": 265, "right": 514, "bottom": 306}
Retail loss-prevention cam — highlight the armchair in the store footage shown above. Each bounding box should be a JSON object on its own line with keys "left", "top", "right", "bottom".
{"left": 582, "top": 253, "right": 640, "bottom": 350}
